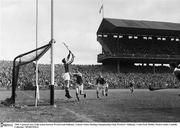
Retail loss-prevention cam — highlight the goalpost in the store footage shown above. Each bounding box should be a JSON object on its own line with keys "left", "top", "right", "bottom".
{"left": 1, "top": 0, "right": 55, "bottom": 106}
{"left": 1, "top": 42, "right": 53, "bottom": 106}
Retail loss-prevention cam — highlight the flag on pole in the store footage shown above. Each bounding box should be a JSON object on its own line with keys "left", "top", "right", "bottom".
{"left": 99, "top": 4, "right": 103, "bottom": 14}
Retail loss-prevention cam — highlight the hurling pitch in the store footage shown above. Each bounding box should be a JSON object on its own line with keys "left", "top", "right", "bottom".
{"left": 0, "top": 89, "right": 180, "bottom": 122}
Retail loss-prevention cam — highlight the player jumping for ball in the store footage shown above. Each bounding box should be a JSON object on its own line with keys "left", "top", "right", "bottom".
{"left": 72, "top": 69, "right": 86, "bottom": 101}
{"left": 62, "top": 51, "right": 75, "bottom": 99}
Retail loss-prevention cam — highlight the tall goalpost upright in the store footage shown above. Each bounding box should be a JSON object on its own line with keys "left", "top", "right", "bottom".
{"left": 35, "top": 0, "right": 39, "bottom": 107}
{"left": 35, "top": 0, "right": 55, "bottom": 106}
{"left": 1, "top": 0, "right": 55, "bottom": 106}
{"left": 50, "top": 0, "right": 55, "bottom": 106}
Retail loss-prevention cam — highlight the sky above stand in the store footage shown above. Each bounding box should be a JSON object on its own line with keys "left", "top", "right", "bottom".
{"left": 0, "top": 0, "right": 180, "bottom": 64}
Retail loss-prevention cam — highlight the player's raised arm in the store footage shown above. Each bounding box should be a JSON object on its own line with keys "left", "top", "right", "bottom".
{"left": 67, "top": 52, "right": 75, "bottom": 65}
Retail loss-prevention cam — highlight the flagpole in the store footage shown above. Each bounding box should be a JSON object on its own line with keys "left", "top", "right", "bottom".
{"left": 102, "top": 4, "right": 104, "bottom": 18}
{"left": 102, "top": 0, "right": 104, "bottom": 18}
{"left": 99, "top": 4, "right": 104, "bottom": 19}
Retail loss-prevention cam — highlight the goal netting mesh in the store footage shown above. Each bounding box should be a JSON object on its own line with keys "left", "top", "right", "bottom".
{"left": 1, "top": 42, "right": 52, "bottom": 106}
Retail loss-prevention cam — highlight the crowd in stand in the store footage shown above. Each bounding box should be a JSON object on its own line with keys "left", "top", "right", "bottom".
{"left": 0, "top": 61, "right": 179, "bottom": 90}
{"left": 0, "top": 61, "right": 12, "bottom": 89}
{"left": 102, "top": 37, "right": 180, "bottom": 55}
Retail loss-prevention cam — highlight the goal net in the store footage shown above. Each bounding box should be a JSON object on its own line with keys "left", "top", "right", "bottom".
{"left": 2, "top": 42, "right": 52, "bottom": 106}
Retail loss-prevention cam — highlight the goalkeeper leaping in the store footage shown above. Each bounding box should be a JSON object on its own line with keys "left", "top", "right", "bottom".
{"left": 62, "top": 43, "right": 75, "bottom": 99}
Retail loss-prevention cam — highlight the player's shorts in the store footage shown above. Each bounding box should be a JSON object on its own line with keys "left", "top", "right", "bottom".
{"left": 100, "top": 83, "right": 108, "bottom": 90}
{"left": 79, "top": 84, "right": 83, "bottom": 91}
{"left": 62, "top": 72, "right": 70, "bottom": 81}
{"left": 75, "top": 83, "right": 83, "bottom": 90}
{"left": 104, "top": 83, "right": 108, "bottom": 88}
{"left": 97, "top": 83, "right": 104, "bottom": 91}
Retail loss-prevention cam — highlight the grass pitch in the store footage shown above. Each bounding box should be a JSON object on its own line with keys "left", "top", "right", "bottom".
{"left": 0, "top": 89, "right": 180, "bottom": 122}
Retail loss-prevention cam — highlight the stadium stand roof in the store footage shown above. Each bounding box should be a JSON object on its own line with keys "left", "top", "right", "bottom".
{"left": 97, "top": 18, "right": 180, "bottom": 36}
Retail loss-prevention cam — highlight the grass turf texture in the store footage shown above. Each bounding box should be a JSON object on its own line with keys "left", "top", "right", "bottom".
{"left": 0, "top": 89, "right": 180, "bottom": 122}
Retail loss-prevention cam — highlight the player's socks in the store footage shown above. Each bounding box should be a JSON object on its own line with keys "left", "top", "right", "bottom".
{"left": 76, "top": 93, "right": 80, "bottom": 101}
{"left": 97, "top": 91, "right": 99, "bottom": 98}
{"left": 65, "top": 94, "right": 72, "bottom": 99}
{"left": 84, "top": 93, "right": 86, "bottom": 98}
{"left": 65, "top": 87, "right": 72, "bottom": 99}
{"left": 102, "top": 91, "right": 104, "bottom": 96}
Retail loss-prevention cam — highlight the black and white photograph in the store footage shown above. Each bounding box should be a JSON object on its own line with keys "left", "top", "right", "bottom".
{"left": 0, "top": 0, "right": 180, "bottom": 127}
